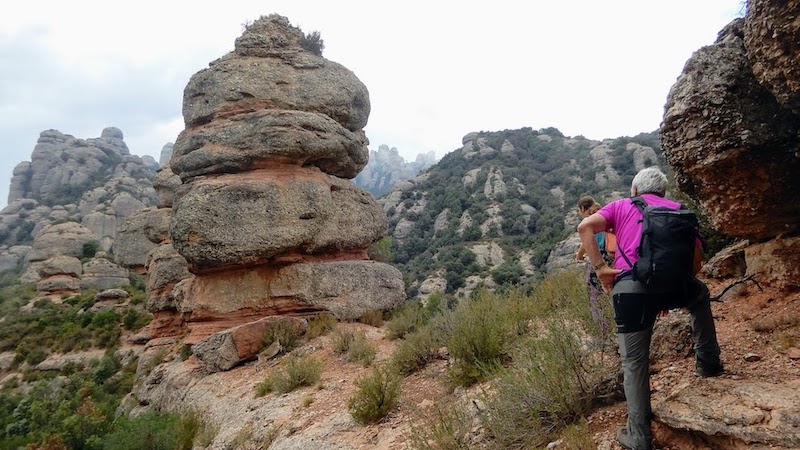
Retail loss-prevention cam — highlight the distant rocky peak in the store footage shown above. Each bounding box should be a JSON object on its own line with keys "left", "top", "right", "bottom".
{"left": 158, "top": 143, "right": 174, "bottom": 166}
{"left": 353, "top": 145, "right": 438, "bottom": 198}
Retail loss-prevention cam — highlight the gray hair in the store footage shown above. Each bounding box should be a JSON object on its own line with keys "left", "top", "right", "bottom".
{"left": 631, "top": 166, "right": 667, "bottom": 196}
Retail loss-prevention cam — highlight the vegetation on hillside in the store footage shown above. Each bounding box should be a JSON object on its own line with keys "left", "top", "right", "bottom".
{"left": 388, "top": 128, "right": 664, "bottom": 294}
{"left": 0, "top": 280, "right": 191, "bottom": 449}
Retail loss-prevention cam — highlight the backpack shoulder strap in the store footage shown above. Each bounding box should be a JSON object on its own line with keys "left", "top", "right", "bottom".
{"left": 630, "top": 196, "right": 647, "bottom": 214}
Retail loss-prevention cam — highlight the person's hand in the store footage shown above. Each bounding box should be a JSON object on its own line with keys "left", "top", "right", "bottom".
{"left": 575, "top": 251, "right": 584, "bottom": 262}
{"left": 595, "top": 264, "right": 622, "bottom": 293}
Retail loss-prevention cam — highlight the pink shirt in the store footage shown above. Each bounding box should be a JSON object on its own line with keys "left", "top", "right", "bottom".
{"left": 597, "top": 193, "right": 682, "bottom": 271}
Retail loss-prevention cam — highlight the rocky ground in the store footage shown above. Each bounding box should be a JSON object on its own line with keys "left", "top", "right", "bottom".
{"left": 589, "top": 276, "right": 800, "bottom": 450}
{"left": 128, "top": 271, "right": 799, "bottom": 450}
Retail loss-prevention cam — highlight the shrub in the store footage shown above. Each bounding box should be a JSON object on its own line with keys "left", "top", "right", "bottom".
{"left": 349, "top": 367, "right": 401, "bottom": 424}
{"left": 388, "top": 322, "right": 444, "bottom": 375}
{"left": 263, "top": 321, "right": 304, "bottom": 353}
{"left": 101, "top": 411, "right": 195, "bottom": 450}
{"left": 82, "top": 241, "right": 101, "bottom": 259}
{"left": 480, "top": 319, "right": 616, "bottom": 449}
{"left": 446, "top": 291, "right": 519, "bottom": 386}
{"left": 255, "top": 355, "right": 323, "bottom": 396}
{"left": 306, "top": 313, "right": 338, "bottom": 339}
{"left": 359, "top": 309, "right": 384, "bottom": 327}
{"left": 122, "top": 308, "right": 151, "bottom": 331}
{"left": 386, "top": 300, "right": 442, "bottom": 340}
{"left": 410, "top": 403, "right": 475, "bottom": 450}
{"left": 299, "top": 31, "right": 325, "bottom": 56}
{"left": 331, "top": 328, "right": 376, "bottom": 367}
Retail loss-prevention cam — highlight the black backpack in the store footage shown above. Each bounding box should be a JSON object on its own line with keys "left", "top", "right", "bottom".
{"left": 620, "top": 196, "right": 699, "bottom": 293}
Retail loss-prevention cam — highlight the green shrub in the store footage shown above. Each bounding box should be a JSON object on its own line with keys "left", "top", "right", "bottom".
{"left": 480, "top": 319, "right": 616, "bottom": 449}
{"left": 263, "top": 321, "right": 304, "bottom": 353}
{"left": 306, "top": 313, "right": 338, "bottom": 339}
{"left": 299, "top": 30, "right": 325, "bottom": 56}
{"left": 388, "top": 323, "right": 443, "bottom": 375}
{"left": 255, "top": 355, "right": 323, "bottom": 396}
{"left": 410, "top": 403, "right": 475, "bottom": 450}
{"left": 446, "top": 291, "right": 519, "bottom": 386}
{"left": 101, "top": 411, "right": 195, "bottom": 450}
{"left": 82, "top": 241, "right": 101, "bottom": 259}
{"left": 330, "top": 328, "right": 376, "bottom": 367}
{"left": 122, "top": 308, "right": 151, "bottom": 331}
{"left": 349, "top": 367, "right": 401, "bottom": 425}
{"left": 386, "top": 300, "right": 441, "bottom": 340}
{"left": 359, "top": 309, "right": 384, "bottom": 327}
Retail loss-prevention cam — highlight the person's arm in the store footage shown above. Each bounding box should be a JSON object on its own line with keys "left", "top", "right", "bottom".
{"left": 578, "top": 213, "right": 622, "bottom": 292}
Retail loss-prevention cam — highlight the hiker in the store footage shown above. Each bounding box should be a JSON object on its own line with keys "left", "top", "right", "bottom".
{"left": 575, "top": 196, "right": 615, "bottom": 331}
{"left": 576, "top": 166, "right": 722, "bottom": 450}
{"left": 575, "top": 196, "right": 616, "bottom": 264}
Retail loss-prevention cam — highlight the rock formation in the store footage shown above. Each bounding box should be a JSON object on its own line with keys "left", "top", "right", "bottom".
{"left": 0, "top": 128, "right": 158, "bottom": 291}
{"left": 661, "top": 1, "right": 800, "bottom": 292}
{"left": 124, "top": 15, "right": 404, "bottom": 361}
{"left": 353, "top": 145, "right": 437, "bottom": 197}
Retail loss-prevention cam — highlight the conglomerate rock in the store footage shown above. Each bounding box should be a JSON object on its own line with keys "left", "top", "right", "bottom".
{"left": 127, "top": 15, "right": 404, "bottom": 348}
{"left": 661, "top": 19, "right": 800, "bottom": 240}
{"left": 743, "top": 0, "right": 800, "bottom": 116}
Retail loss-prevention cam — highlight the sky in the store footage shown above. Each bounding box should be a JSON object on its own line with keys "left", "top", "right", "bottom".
{"left": 0, "top": 0, "right": 744, "bottom": 208}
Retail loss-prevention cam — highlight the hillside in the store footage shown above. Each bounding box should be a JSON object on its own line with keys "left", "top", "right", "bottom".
{"left": 0, "top": 3, "right": 798, "bottom": 450}
{"left": 381, "top": 127, "right": 662, "bottom": 298}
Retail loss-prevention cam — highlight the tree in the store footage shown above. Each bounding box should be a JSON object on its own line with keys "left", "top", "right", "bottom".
{"left": 300, "top": 31, "right": 325, "bottom": 56}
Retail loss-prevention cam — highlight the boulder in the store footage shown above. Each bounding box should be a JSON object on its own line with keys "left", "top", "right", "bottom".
{"left": 192, "top": 316, "right": 307, "bottom": 373}
{"left": 171, "top": 170, "right": 385, "bottom": 271}
{"left": 27, "top": 222, "right": 98, "bottom": 262}
{"left": 37, "top": 275, "right": 80, "bottom": 293}
{"left": 661, "top": 19, "right": 800, "bottom": 240}
{"left": 179, "top": 261, "right": 404, "bottom": 321}
{"left": 152, "top": 164, "right": 182, "bottom": 208}
{"left": 37, "top": 255, "right": 82, "bottom": 278}
{"left": 80, "top": 257, "right": 130, "bottom": 290}
{"left": 115, "top": 208, "right": 170, "bottom": 269}
{"left": 181, "top": 15, "right": 369, "bottom": 132}
{"left": 744, "top": 236, "right": 800, "bottom": 291}
{"left": 700, "top": 240, "right": 749, "bottom": 279}
{"left": 171, "top": 110, "right": 369, "bottom": 180}
{"left": 654, "top": 379, "right": 800, "bottom": 448}
{"left": 743, "top": 0, "right": 800, "bottom": 116}
{"left": 145, "top": 243, "right": 191, "bottom": 312}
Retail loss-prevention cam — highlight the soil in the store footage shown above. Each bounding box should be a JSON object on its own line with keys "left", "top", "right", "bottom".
{"left": 585, "top": 276, "right": 800, "bottom": 449}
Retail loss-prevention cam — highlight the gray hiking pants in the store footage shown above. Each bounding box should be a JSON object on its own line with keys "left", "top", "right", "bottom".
{"left": 613, "top": 277, "right": 721, "bottom": 450}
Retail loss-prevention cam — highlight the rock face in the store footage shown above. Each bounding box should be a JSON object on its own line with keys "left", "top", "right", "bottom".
{"left": 123, "top": 15, "right": 404, "bottom": 354}
{"left": 661, "top": 18, "right": 800, "bottom": 240}
{"left": 661, "top": 4, "right": 800, "bottom": 294}
{"left": 0, "top": 127, "right": 158, "bottom": 290}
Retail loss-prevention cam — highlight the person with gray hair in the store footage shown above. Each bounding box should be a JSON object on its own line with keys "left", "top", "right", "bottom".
{"left": 577, "top": 166, "right": 722, "bottom": 450}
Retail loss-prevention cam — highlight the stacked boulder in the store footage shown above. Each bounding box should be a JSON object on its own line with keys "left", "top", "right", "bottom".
{"left": 661, "top": 0, "right": 800, "bottom": 291}
{"left": 135, "top": 15, "right": 404, "bottom": 353}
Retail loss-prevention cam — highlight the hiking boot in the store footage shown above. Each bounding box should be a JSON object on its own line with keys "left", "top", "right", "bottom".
{"left": 696, "top": 361, "right": 724, "bottom": 378}
{"left": 616, "top": 426, "right": 652, "bottom": 450}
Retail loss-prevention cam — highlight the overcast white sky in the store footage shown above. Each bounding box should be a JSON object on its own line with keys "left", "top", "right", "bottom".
{"left": 0, "top": 0, "right": 744, "bottom": 208}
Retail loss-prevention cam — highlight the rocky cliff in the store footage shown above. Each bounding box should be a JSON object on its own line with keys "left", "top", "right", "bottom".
{"left": 118, "top": 15, "right": 405, "bottom": 373}
{"left": 661, "top": 0, "right": 800, "bottom": 292}
{"left": 0, "top": 127, "right": 158, "bottom": 295}
{"left": 353, "top": 145, "right": 437, "bottom": 197}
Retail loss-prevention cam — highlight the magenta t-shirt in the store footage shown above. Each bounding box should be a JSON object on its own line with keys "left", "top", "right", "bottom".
{"left": 597, "top": 193, "right": 682, "bottom": 271}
